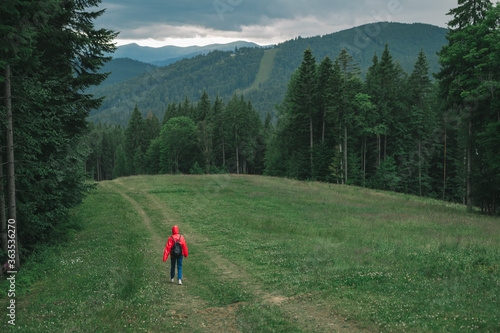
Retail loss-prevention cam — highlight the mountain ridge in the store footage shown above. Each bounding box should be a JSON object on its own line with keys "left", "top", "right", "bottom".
{"left": 112, "top": 40, "right": 263, "bottom": 66}
{"left": 90, "top": 22, "right": 448, "bottom": 125}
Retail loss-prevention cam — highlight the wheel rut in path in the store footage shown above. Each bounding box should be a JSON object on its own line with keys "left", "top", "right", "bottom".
{"left": 100, "top": 182, "right": 209, "bottom": 329}
{"left": 103, "top": 181, "right": 244, "bottom": 332}
{"left": 104, "top": 180, "right": 369, "bottom": 332}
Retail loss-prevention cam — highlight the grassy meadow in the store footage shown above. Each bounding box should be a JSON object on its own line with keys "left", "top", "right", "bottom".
{"left": 1, "top": 174, "right": 499, "bottom": 332}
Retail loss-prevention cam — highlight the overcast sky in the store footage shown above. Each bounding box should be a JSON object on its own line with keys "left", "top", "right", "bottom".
{"left": 95, "top": 0, "right": 458, "bottom": 47}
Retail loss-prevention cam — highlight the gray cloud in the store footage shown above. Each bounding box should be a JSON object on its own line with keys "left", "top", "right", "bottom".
{"left": 94, "top": 0, "right": 457, "bottom": 45}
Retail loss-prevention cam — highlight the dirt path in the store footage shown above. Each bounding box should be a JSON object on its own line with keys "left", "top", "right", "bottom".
{"left": 103, "top": 180, "right": 368, "bottom": 332}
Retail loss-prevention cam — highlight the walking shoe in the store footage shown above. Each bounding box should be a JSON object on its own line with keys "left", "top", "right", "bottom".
{"left": 170, "top": 278, "right": 174, "bottom": 283}
{"left": 178, "top": 279, "right": 182, "bottom": 285}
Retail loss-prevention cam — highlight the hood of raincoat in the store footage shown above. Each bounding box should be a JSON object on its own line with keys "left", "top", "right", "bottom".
{"left": 172, "top": 225, "right": 179, "bottom": 235}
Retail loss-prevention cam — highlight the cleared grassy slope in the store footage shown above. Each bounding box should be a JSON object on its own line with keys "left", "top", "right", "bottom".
{"left": 1, "top": 175, "right": 499, "bottom": 332}
{"left": 244, "top": 48, "right": 279, "bottom": 92}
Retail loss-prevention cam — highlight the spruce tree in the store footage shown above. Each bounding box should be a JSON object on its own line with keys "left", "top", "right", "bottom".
{"left": 437, "top": 0, "right": 496, "bottom": 211}
{"left": 125, "top": 105, "right": 146, "bottom": 174}
{"left": 317, "top": 56, "right": 335, "bottom": 145}
{"left": 196, "top": 91, "right": 213, "bottom": 173}
{"left": 377, "top": 44, "right": 400, "bottom": 162}
{"left": 337, "top": 48, "right": 361, "bottom": 184}
{"left": 211, "top": 95, "right": 227, "bottom": 168}
{"left": 286, "top": 48, "right": 318, "bottom": 179}
{"left": 448, "top": 0, "right": 492, "bottom": 28}
{"left": 315, "top": 56, "right": 341, "bottom": 181}
{"left": 405, "top": 50, "right": 435, "bottom": 196}
{"left": 364, "top": 53, "right": 385, "bottom": 169}
{"left": 1, "top": 0, "right": 115, "bottom": 259}
{"left": 160, "top": 117, "right": 197, "bottom": 174}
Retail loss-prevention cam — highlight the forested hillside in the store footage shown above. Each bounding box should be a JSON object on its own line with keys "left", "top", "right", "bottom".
{"left": 86, "top": 2, "right": 500, "bottom": 215}
{"left": 112, "top": 40, "right": 262, "bottom": 66}
{"left": 88, "top": 22, "right": 448, "bottom": 125}
{"left": 98, "top": 58, "right": 157, "bottom": 86}
{"left": 89, "top": 48, "right": 264, "bottom": 124}
{"left": 0, "top": 0, "right": 115, "bottom": 267}
{"left": 2, "top": 0, "right": 498, "bottom": 273}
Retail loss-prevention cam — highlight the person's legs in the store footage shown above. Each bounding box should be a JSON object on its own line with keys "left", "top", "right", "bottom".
{"left": 170, "top": 256, "right": 176, "bottom": 280}
{"left": 177, "top": 256, "right": 183, "bottom": 280}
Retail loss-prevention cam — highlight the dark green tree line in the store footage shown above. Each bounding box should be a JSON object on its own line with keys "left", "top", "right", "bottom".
{"left": 266, "top": 45, "right": 441, "bottom": 196}
{"left": 437, "top": 0, "right": 499, "bottom": 212}
{"left": 264, "top": 0, "right": 499, "bottom": 214}
{"left": 92, "top": 92, "right": 265, "bottom": 178}
{"left": 0, "top": 0, "right": 116, "bottom": 265}
{"left": 85, "top": 1, "right": 499, "bottom": 215}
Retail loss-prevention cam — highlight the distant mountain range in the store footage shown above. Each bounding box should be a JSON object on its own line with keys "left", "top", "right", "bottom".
{"left": 111, "top": 41, "right": 262, "bottom": 66}
{"left": 90, "top": 22, "right": 449, "bottom": 125}
{"left": 99, "top": 58, "right": 158, "bottom": 86}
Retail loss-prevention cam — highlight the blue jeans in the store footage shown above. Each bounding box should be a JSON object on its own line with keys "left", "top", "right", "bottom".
{"left": 170, "top": 255, "right": 183, "bottom": 280}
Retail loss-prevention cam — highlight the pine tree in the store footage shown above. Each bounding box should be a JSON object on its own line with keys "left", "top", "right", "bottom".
{"left": 285, "top": 49, "right": 318, "bottom": 178}
{"left": 144, "top": 137, "right": 162, "bottom": 174}
{"left": 226, "top": 94, "right": 244, "bottom": 174}
{"left": 352, "top": 93, "right": 377, "bottom": 187}
{"left": 317, "top": 56, "right": 335, "bottom": 145}
{"left": 239, "top": 99, "right": 263, "bottom": 174}
{"left": 195, "top": 90, "right": 211, "bottom": 122}
{"left": 448, "top": 0, "right": 492, "bottom": 29}
{"left": 195, "top": 91, "right": 213, "bottom": 173}
{"left": 405, "top": 50, "right": 436, "bottom": 196}
{"left": 211, "top": 95, "right": 227, "bottom": 168}
{"left": 146, "top": 110, "right": 160, "bottom": 137}
{"left": 337, "top": 48, "right": 362, "bottom": 184}
{"left": 0, "top": 0, "right": 45, "bottom": 270}
{"left": 125, "top": 105, "right": 146, "bottom": 174}
{"left": 377, "top": 44, "right": 400, "bottom": 162}
{"left": 315, "top": 56, "right": 341, "bottom": 180}
{"left": 160, "top": 117, "right": 197, "bottom": 174}
{"left": 163, "top": 102, "right": 177, "bottom": 125}
{"left": 113, "top": 145, "right": 128, "bottom": 178}
{"left": 364, "top": 53, "right": 385, "bottom": 169}
{"left": 1, "top": 0, "right": 115, "bottom": 261}
{"left": 437, "top": 0, "right": 496, "bottom": 211}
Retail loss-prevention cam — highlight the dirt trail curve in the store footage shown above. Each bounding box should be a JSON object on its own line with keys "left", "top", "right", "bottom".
{"left": 101, "top": 180, "right": 369, "bottom": 332}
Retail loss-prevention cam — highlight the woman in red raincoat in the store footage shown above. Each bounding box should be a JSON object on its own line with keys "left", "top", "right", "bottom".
{"left": 163, "top": 225, "right": 188, "bottom": 285}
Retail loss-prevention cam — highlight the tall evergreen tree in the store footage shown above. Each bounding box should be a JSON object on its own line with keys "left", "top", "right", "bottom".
{"left": 437, "top": 0, "right": 495, "bottom": 211}
{"left": 194, "top": 91, "right": 213, "bottom": 173}
{"left": 316, "top": 56, "right": 335, "bottom": 145}
{"left": 211, "top": 95, "right": 227, "bottom": 168}
{"left": 125, "top": 105, "right": 147, "bottom": 174}
{"left": 163, "top": 102, "right": 178, "bottom": 125}
{"left": 364, "top": 53, "right": 385, "bottom": 169}
{"left": 286, "top": 49, "right": 318, "bottom": 178}
{"left": 195, "top": 90, "right": 211, "bottom": 122}
{"left": 337, "top": 48, "right": 362, "bottom": 184}
{"left": 1, "top": 0, "right": 116, "bottom": 261}
{"left": 377, "top": 44, "right": 400, "bottom": 162}
{"left": 404, "top": 50, "right": 436, "bottom": 196}
{"left": 448, "top": 0, "right": 492, "bottom": 28}
{"left": 315, "top": 56, "right": 341, "bottom": 181}
{"left": 0, "top": 0, "right": 48, "bottom": 270}
{"left": 160, "top": 117, "right": 197, "bottom": 174}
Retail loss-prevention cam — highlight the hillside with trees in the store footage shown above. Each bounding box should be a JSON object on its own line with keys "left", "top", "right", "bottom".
{"left": 0, "top": 0, "right": 115, "bottom": 267}
{"left": 98, "top": 58, "right": 158, "bottom": 86}
{"left": 88, "top": 48, "right": 265, "bottom": 125}
{"left": 88, "top": 22, "right": 448, "bottom": 125}
{"left": 1, "top": 0, "right": 498, "bottom": 271}
{"left": 112, "top": 41, "right": 262, "bottom": 66}
{"left": 86, "top": 1, "right": 500, "bottom": 215}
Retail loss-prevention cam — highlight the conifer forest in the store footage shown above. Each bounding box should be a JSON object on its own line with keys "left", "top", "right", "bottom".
{"left": 1, "top": 0, "right": 500, "bottom": 263}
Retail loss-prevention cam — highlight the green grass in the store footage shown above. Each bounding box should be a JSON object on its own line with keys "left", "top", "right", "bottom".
{"left": 240, "top": 48, "right": 278, "bottom": 93}
{"left": 2, "top": 175, "right": 499, "bottom": 332}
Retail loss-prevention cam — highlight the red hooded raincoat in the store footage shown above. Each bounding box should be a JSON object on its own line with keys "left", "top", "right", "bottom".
{"left": 163, "top": 225, "right": 188, "bottom": 261}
